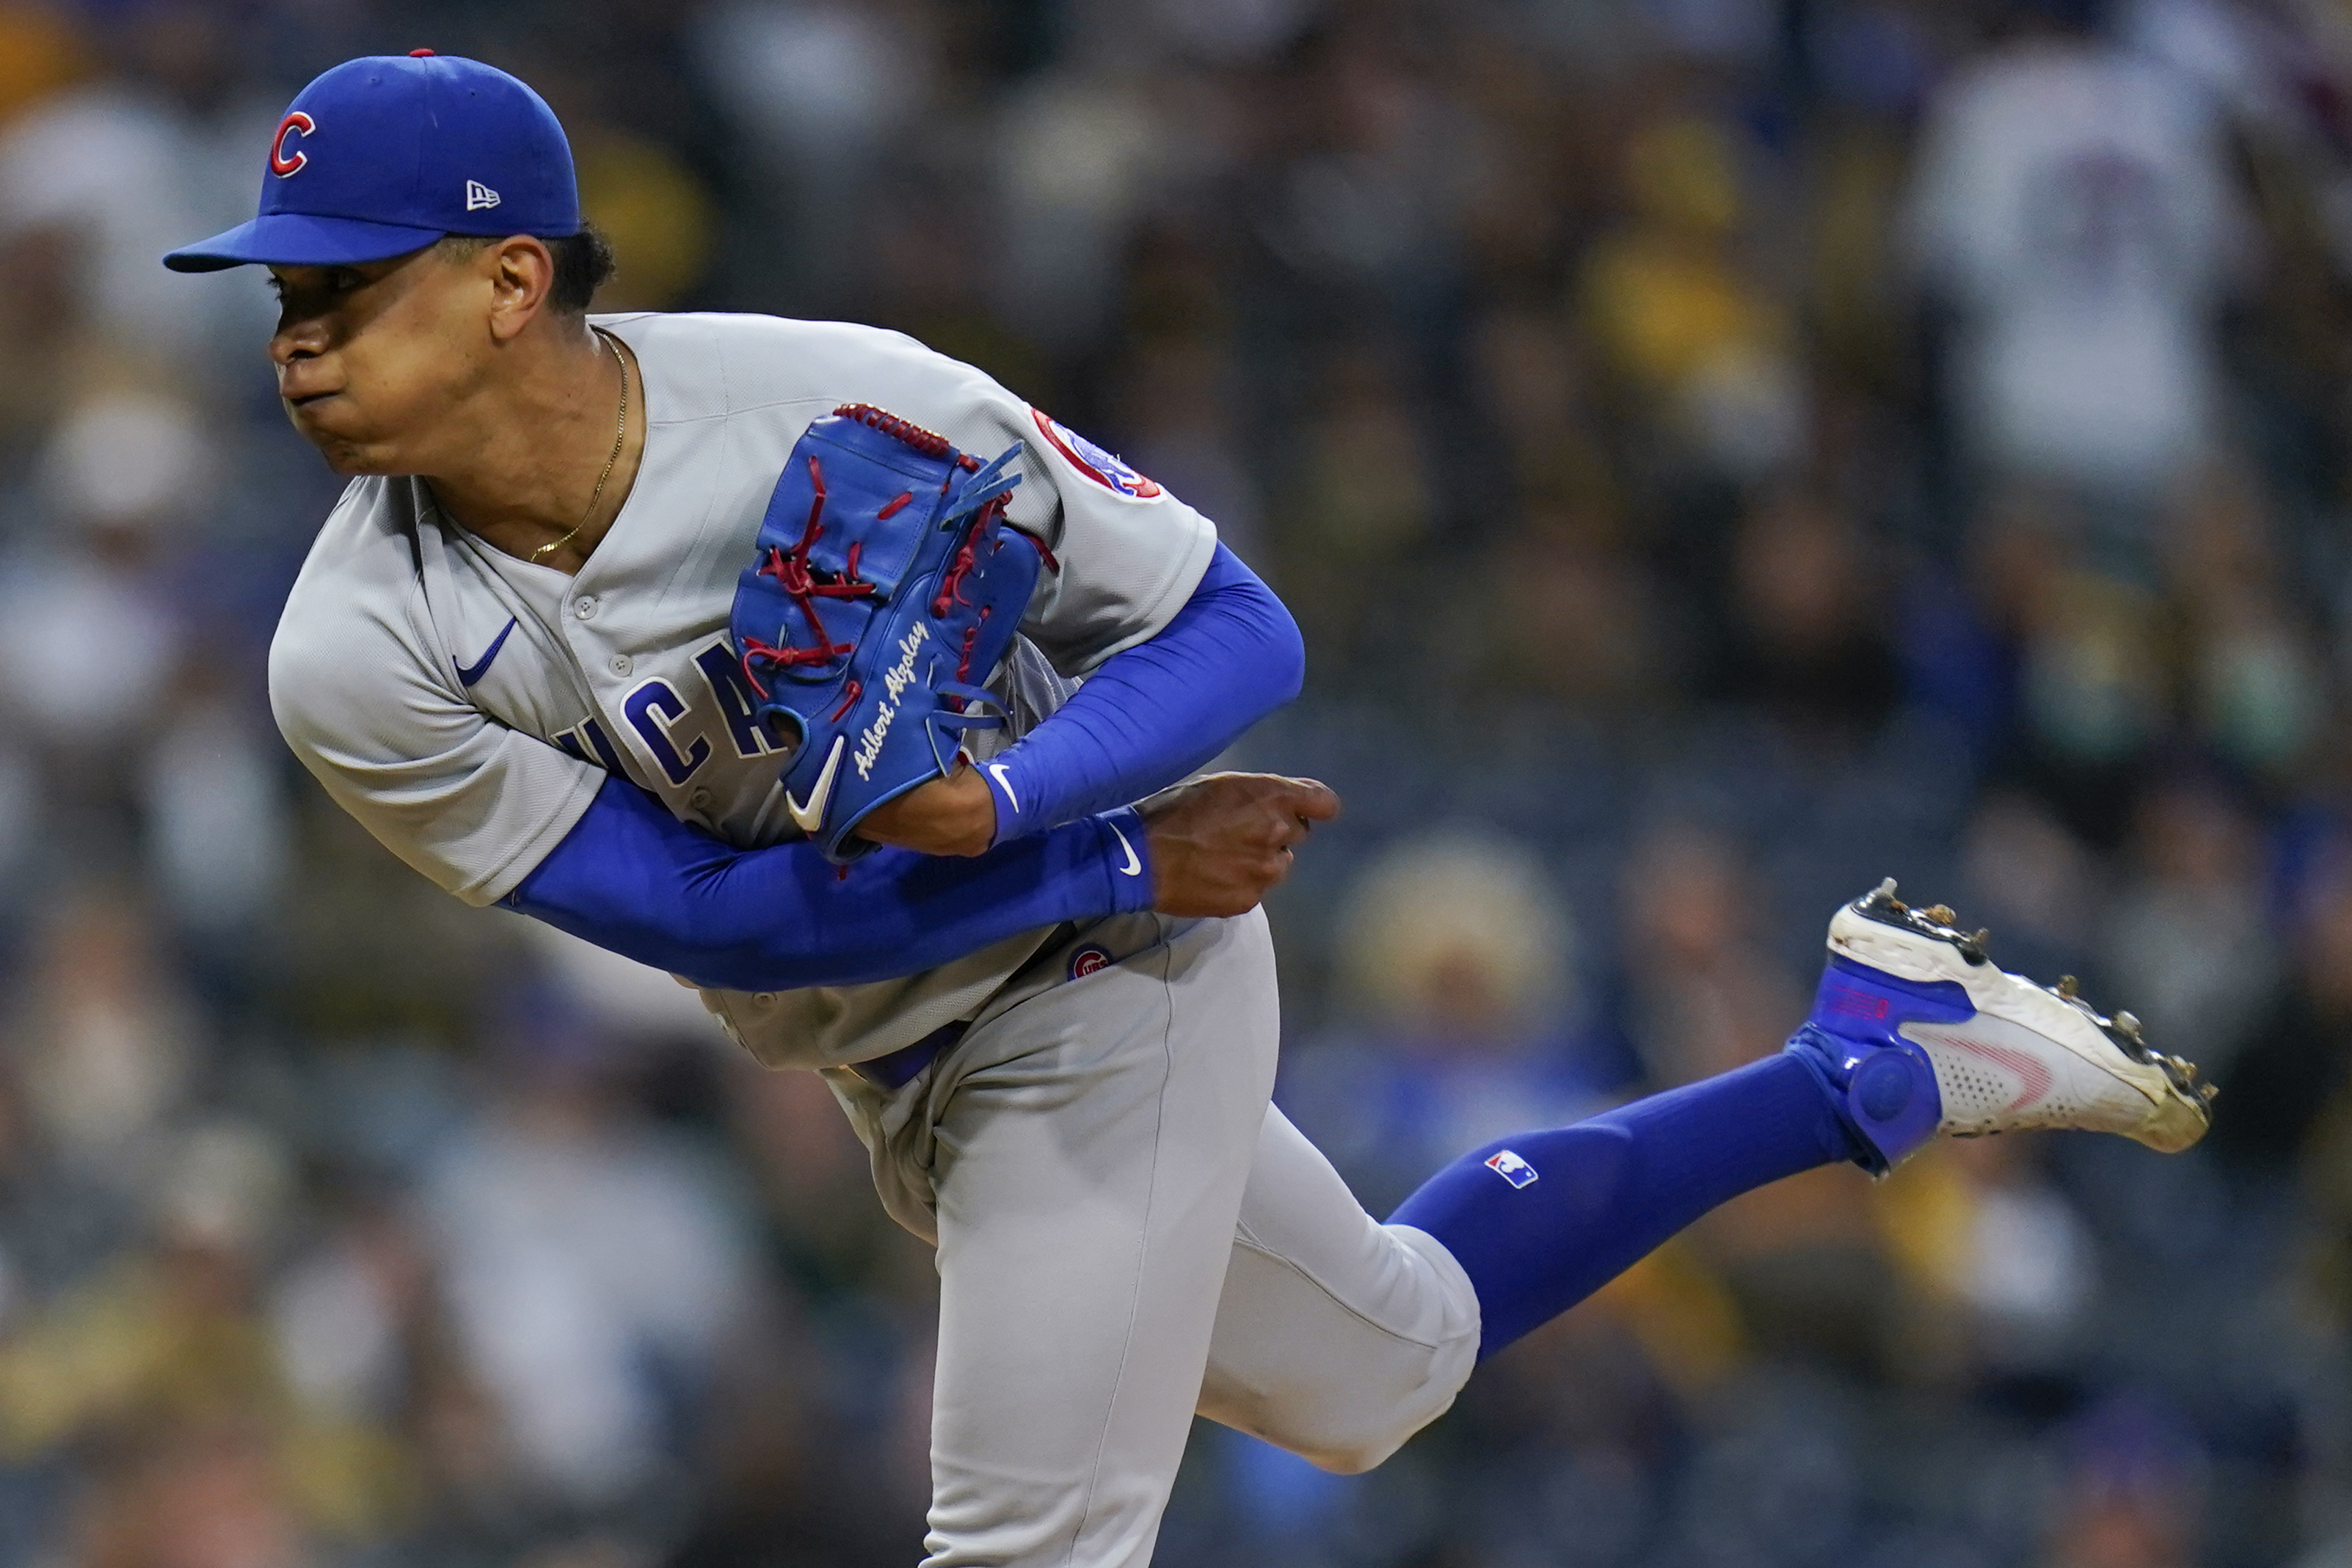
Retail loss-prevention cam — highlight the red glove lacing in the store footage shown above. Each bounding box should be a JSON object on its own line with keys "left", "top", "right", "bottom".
{"left": 739, "top": 453, "right": 877, "bottom": 695}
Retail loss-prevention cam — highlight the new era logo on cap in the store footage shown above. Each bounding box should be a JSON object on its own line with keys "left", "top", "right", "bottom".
{"left": 465, "top": 180, "right": 500, "bottom": 211}
{"left": 1485, "top": 1149, "right": 1539, "bottom": 1189}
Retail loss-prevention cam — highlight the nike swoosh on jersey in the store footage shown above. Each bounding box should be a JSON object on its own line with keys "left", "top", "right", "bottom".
{"left": 787, "top": 735, "right": 846, "bottom": 834}
{"left": 454, "top": 616, "right": 520, "bottom": 687}
{"left": 1108, "top": 818, "right": 1143, "bottom": 877}
{"left": 987, "top": 763, "right": 1020, "bottom": 812}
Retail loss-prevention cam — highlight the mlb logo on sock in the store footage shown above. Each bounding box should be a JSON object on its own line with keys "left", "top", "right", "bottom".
{"left": 1485, "top": 1149, "right": 1539, "bottom": 1189}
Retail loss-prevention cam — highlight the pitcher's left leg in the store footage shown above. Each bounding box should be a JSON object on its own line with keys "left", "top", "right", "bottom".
{"left": 921, "top": 911, "right": 1279, "bottom": 1568}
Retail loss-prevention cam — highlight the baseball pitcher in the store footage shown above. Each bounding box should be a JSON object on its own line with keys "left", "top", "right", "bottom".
{"left": 169, "top": 54, "right": 2216, "bottom": 1568}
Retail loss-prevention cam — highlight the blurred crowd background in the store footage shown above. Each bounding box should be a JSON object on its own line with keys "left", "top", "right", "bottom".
{"left": 0, "top": 0, "right": 2348, "bottom": 1563}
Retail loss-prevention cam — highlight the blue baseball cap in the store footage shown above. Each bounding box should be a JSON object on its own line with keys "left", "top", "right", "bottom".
{"left": 164, "top": 52, "right": 579, "bottom": 274}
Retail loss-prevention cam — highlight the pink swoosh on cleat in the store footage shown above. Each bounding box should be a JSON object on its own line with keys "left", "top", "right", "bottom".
{"left": 1932, "top": 1033, "right": 2054, "bottom": 1113}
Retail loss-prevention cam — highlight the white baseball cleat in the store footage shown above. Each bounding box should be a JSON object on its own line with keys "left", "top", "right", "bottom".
{"left": 1785, "top": 879, "right": 2216, "bottom": 1171}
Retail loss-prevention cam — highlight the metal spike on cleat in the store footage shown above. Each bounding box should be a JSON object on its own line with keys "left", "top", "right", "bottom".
{"left": 2094, "top": 1008, "right": 2152, "bottom": 1062}
{"left": 1853, "top": 882, "right": 1989, "bottom": 961}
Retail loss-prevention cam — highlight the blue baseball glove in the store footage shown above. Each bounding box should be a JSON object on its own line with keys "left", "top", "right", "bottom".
{"left": 731, "top": 404, "right": 1046, "bottom": 864}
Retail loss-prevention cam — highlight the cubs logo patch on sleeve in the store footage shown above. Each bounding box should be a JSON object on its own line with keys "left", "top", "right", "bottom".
{"left": 1029, "top": 409, "right": 1162, "bottom": 500}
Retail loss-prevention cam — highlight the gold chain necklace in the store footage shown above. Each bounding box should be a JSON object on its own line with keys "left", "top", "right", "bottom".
{"left": 530, "top": 327, "right": 627, "bottom": 564}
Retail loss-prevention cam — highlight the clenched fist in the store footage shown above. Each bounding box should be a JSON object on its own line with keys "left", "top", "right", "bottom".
{"left": 1141, "top": 773, "right": 1341, "bottom": 918}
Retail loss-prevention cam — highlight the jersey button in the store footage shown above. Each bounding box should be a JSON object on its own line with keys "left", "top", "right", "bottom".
{"left": 754, "top": 993, "right": 776, "bottom": 1006}
{"left": 609, "top": 654, "right": 633, "bottom": 677}
{"left": 574, "top": 596, "right": 597, "bottom": 620}
{"left": 688, "top": 787, "right": 713, "bottom": 809}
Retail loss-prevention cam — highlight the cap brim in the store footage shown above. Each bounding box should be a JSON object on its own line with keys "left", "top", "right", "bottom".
{"left": 162, "top": 211, "right": 449, "bottom": 273}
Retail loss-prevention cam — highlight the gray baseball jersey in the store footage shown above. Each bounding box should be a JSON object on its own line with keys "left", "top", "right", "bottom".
{"left": 268, "top": 310, "right": 1217, "bottom": 1070}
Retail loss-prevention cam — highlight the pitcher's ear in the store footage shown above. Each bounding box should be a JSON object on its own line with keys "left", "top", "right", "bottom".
{"left": 483, "top": 234, "right": 556, "bottom": 341}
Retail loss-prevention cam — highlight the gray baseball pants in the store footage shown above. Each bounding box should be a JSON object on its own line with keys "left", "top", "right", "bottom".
{"left": 826, "top": 909, "right": 1482, "bottom": 1568}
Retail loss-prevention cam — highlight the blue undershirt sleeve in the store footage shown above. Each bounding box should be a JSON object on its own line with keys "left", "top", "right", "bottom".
{"left": 983, "top": 544, "right": 1303, "bottom": 844}
{"left": 502, "top": 774, "right": 1155, "bottom": 992}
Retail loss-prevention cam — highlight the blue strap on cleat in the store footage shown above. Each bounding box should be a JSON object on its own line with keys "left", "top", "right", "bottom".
{"left": 1783, "top": 958, "right": 1972, "bottom": 1173}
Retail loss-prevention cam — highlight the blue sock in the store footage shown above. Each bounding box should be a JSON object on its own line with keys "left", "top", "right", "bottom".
{"left": 1386, "top": 1054, "right": 1865, "bottom": 1360}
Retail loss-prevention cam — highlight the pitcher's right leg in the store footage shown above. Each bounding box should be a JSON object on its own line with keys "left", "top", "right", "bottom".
{"left": 1201, "top": 882, "right": 2221, "bottom": 1476}
{"left": 1197, "top": 1063, "right": 1854, "bottom": 1471}
{"left": 1196, "top": 1106, "right": 1483, "bottom": 1474}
